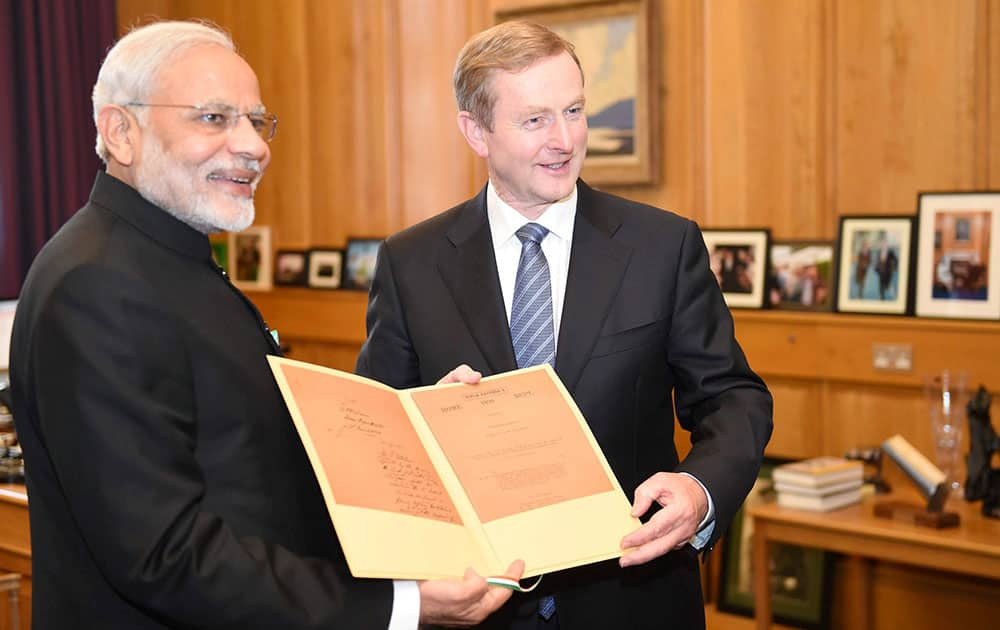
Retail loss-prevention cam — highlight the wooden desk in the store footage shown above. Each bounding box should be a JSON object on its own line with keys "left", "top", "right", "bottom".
{"left": 748, "top": 495, "right": 1000, "bottom": 629}
{"left": 0, "top": 484, "right": 29, "bottom": 630}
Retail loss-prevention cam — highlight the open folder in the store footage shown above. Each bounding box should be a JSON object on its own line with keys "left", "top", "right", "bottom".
{"left": 267, "top": 357, "right": 640, "bottom": 581}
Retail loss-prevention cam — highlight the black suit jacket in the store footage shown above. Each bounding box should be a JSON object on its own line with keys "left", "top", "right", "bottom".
{"left": 10, "top": 172, "right": 392, "bottom": 629}
{"left": 356, "top": 182, "right": 773, "bottom": 629}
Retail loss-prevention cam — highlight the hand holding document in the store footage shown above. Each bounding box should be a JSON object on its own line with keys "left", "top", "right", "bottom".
{"left": 267, "top": 357, "right": 640, "bottom": 580}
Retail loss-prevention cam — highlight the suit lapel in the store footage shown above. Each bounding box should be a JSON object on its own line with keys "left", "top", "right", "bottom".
{"left": 437, "top": 188, "right": 518, "bottom": 375}
{"left": 556, "top": 182, "right": 633, "bottom": 393}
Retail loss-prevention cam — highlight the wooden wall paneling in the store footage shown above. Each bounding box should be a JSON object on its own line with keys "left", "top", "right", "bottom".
{"left": 351, "top": 1, "right": 399, "bottom": 239}
{"left": 703, "top": 0, "right": 827, "bottom": 235}
{"left": 990, "top": 0, "right": 1000, "bottom": 187}
{"left": 299, "top": 1, "right": 363, "bottom": 247}
{"left": 822, "top": 381, "right": 929, "bottom": 456}
{"left": 611, "top": 0, "right": 706, "bottom": 224}
{"left": 973, "top": 0, "right": 990, "bottom": 188}
{"left": 835, "top": 0, "right": 985, "bottom": 217}
{"left": 763, "top": 377, "right": 824, "bottom": 459}
{"left": 243, "top": 1, "right": 317, "bottom": 248}
{"left": 733, "top": 315, "right": 824, "bottom": 379}
{"left": 395, "top": 0, "right": 483, "bottom": 228}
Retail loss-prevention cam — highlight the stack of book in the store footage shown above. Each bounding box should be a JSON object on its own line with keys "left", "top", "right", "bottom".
{"left": 772, "top": 456, "right": 864, "bottom": 512}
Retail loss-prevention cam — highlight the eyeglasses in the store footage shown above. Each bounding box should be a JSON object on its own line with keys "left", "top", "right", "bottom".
{"left": 124, "top": 102, "right": 279, "bottom": 142}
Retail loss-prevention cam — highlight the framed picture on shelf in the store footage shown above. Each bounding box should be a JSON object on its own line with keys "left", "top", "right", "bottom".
{"left": 835, "top": 216, "right": 914, "bottom": 315}
{"left": 228, "top": 226, "right": 272, "bottom": 291}
{"left": 702, "top": 229, "right": 770, "bottom": 309}
{"left": 496, "top": 0, "right": 655, "bottom": 184}
{"left": 343, "top": 238, "right": 382, "bottom": 291}
{"left": 307, "top": 249, "right": 344, "bottom": 290}
{"left": 717, "top": 458, "right": 830, "bottom": 629}
{"left": 914, "top": 192, "right": 1000, "bottom": 320}
{"left": 274, "top": 250, "right": 310, "bottom": 287}
{"left": 767, "top": 241, "right": 836, "bottom": 311}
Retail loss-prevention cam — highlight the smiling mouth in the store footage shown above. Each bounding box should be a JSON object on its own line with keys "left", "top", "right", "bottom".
{"left": 541, "top": 160, "right": 569, "bottom": 170}
{"left": 208, "top": 173, "right": 255, "bottom": 184}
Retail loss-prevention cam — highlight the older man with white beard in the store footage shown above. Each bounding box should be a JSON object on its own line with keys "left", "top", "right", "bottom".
{"left": 9, "top": 20, "right": 519, "bottom": 630}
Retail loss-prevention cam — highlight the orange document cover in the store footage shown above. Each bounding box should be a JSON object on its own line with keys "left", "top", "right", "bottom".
{"left": 267, "top": 357, "right": 640, "bottom": 580}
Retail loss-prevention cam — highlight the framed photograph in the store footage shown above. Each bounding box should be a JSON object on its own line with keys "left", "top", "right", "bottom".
{"left": 835, "top": 216, "right": 914, "bottom": 315}
{"left": 307, "top": 249, "right": 344, "bottom": 290}
{"left": 718, "top": 458, "right": 830, "bottom": 629}
{"left": 497, "top": 0, "right": 655, "bottom": 184}
{"left": 343, "top": 238, "right": 382, "bottom": 291}
{"left": 767, "top": 241, "right": 836, "bottom": 311}
{"left": 915, "top": 192, "right": 1000, "bottom": 320}
{"left": 702, "top": 229, "right": 771, "bottom": 309}
{"left": 228, "top": 226, "right": 272, "bottom": 291}
{"left": 274, "top": 250, "right": 310, "bottom": 287}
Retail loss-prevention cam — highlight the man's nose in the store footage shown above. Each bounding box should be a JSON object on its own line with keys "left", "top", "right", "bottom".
{"left": 228, "top": 115, "right": 270, "bottom": 160}
{"left": 547, "top": 117, "right": 573, "bottom": 152}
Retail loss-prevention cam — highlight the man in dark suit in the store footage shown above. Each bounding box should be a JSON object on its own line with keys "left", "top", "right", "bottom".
{"left": 10, "top": 20, "right": 517, "bottom": 629}
{"left": 356, "top": 21, "right": 773, "bottom": 630}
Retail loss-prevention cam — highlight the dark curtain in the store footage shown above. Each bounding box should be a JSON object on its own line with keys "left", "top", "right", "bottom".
{"left": 0, "top": 0, "right": 117, "bottom": 299}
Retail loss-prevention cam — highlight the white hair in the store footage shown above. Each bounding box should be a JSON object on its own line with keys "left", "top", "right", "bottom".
{"left": 92, "top": 20, "right": 235, "bottom": 162}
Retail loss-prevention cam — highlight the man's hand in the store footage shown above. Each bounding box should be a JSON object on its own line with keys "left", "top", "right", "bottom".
{"left": 619, "top": 472, "right": 708, "bottom": 567}
{"left": 437, "top": 364, "right": 482, "bottom": 385}
{"left": 418, "top": 560, "right": 525, "bottom": 627}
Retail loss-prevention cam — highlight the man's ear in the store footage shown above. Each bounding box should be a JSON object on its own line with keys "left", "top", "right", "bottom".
{"left": 97, "top": 105, "right": 138, "bottom": 166}
{"left": 456, "top": 111, "right": 489, "bottom": 159}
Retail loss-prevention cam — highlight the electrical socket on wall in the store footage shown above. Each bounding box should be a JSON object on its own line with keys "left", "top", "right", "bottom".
{"left": 871, "top": 343, "right": 913, "bottom": 372}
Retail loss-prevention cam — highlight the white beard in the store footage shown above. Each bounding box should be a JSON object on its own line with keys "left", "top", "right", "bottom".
{"left": 134, "top": 133, "right": 260, "bottom": 234}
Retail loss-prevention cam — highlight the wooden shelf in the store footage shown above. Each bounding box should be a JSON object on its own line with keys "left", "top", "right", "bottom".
{"left": 249, "top": 288, "right": 369, "bottom": 345}
{"left": 731, "top": 310, "right": 1000, "bottom": 388}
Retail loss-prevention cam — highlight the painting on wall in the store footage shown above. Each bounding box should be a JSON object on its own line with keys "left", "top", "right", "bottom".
{"left": 497, "top": 0, "right": 655, "bottom": 184}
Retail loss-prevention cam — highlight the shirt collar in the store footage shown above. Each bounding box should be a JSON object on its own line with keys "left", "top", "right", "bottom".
{"left": 486, "top": 181, "right": 577, "bottom": 245}
{"left": 89, "top": 170, "right": 214, "bottom": 261}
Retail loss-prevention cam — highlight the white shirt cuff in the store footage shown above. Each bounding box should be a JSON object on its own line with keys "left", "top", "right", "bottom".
{"left": 679, "top": 472, "right": 715, "bottom": 549}
{"left": 388, "top": 579, "right": 420, "bottom": 630}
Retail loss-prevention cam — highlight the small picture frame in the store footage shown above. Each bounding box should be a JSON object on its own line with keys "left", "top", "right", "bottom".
{"left": 702, "top": 229, "right": 771, "bottom": 309}
{"left": 343, "top": 238, "right": 383, "bottom": 291}
{"left": 274, "top": 250, "right": 310, "bottom": 287}
{"left": 307, "top": 249, "right": 344, "bottom": 290}
{"left": 228, "top": 226, "right": 272, "bottom": 291}
{"left": 915, "top": 191, "right": 1000, "bottom": 320}
{"left": 768, "top": 241, "right": 836, "bottom": 311}
{"left": 717, "top": 458, "right": 830, "bottom": 629}
{"left": 835, "top": 216, "right": 914, "bottom": 315}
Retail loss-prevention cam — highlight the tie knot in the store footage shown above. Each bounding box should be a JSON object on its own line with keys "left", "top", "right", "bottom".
{"left": 516, "top": 223, "right": 549, "bottom": 246}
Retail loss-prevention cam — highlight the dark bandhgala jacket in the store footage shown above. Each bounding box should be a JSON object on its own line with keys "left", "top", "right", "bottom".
{"left": 357, "top": 181, "right": 773, "bottom": 629}
{"left": 11, "top": 171, "right": 392, "bottom": 629}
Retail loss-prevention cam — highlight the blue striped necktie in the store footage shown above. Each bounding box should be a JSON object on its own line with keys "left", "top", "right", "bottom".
{"left": 509, "top": 223, "right": 557, "bottom": 621}
{"left": 510, "top": 223, "right": 556, "bottom": 369}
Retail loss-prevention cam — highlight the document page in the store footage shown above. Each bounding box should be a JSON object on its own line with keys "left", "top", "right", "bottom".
{"left": 409, "top": 368, "right": 613, "bottom": 523}
{"left": 277, "top": 361, "right": 461, "bottom": 524}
